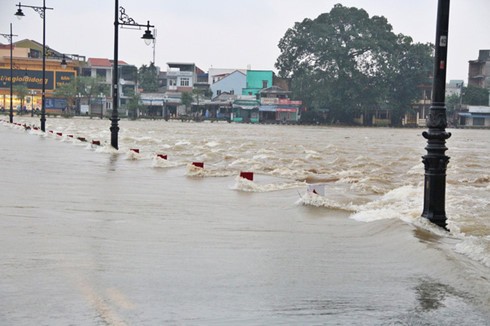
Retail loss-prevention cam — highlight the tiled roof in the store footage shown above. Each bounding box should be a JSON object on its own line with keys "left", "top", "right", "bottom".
{"left": 88, "top": 58, "right": 129, "bottom": 67}
{"left": 88, "top": 58, "right": 112, "bottom": 67}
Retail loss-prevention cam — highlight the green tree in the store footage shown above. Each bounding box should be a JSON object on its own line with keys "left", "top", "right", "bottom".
{"left": 462, "top": 85, "right": 489, "bottom": 106}
{"left": 181, "top": 91, "right": 193, "bottom": 114}
{"left": 54, "top": 76, "right": 109, "bottom": 114}
{"left": 13, "top": 84, "right": 29, "bottom": 114}
{"left": 126, "top": 94, "right": 143, "bottom": 120}
{"left": 445, "top": 93, "right": 460, "bottom": 114}
{"left": 54, "top": 79, "right": 77, "bottom": 112}
{"left": 138, "top": 62, "right": 159, "bottom": 92}
{"left": 276, "top": 4, "right": 433, "bottom": 125}
{"left": 385, "top": 36, "right": 433, "bottom": 126}
{"left": 77, "top": 76, "right": 110, "bottom": 115}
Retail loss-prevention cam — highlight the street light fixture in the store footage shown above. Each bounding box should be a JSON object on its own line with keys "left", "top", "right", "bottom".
{"left": 111, "top": 1, "right": 155, "bottom": 149}
{"left": 421, "top": 0, "right": 451, "bottom": 230}
{"left": 60, "top": 54, "right": 67, "bottom": 69}
{"left": 14, "top": 0, "right": 54, "bottom": 132}
{"left": 0, "top": 23, "right": 18, "bottom": 124}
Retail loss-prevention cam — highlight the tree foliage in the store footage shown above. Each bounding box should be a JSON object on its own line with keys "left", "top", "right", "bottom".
{"left": 54, "top": 76, "right": 110, "bottom": 112}
{"left": 138, "top": 62, "right": 159, "bottom": 93}
{"left": 13, "top": 84, "right": 29, "bottom": 110}
{"left": 275, "top": 4, "right": 433, "bottom": 125}
{"left": 127, "top": 94, "right": 143, "bottom": 119}
{"left": 462, "top": 85, "right": 489, "bottom": 106}
{"left": 181, "top": 91, "right": 193, "bottom": 114}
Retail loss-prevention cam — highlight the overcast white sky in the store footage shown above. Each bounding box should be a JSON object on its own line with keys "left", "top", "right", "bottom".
{"left": 1, "top": 0, "right": 489, "bottom": 82}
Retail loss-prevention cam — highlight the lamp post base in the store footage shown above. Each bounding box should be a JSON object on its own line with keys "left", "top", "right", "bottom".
{"left": 110, "top": 116, "right": 119, "bottom": 149}
{"left": 40, "top": 113, "right": 46, "bottom": 132}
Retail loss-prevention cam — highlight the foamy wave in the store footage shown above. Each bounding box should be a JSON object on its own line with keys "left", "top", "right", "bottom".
{"left": 126, "top": 150, "right": 142, "bottom": 160}
{"left": 454, "top": 236, "right": 490, "bottom": 268}
{"left": 349, "top": 185, "right": 422, "bottom": 223}
{"left": 152, "top": 157, "right": 184, "bottom": 168}
{"left": 407, "top": 163, "right": 424, "bottom": 176}
{"left": 270, "top": 167, "right": 308, "bottom": 180}
{"left": 185, "top": 163, "right": 235, "bottom": 177}
{"left": 93, "top": 144, "right": 118, "bottom": 154}
{"left": 205, "top": 141, "right": 220, "bottom": 147}
{"left": 298, "top": 192, "right": 356, "bottom": 211}
{"left": 232, "top": 176, "right": 305, "bottom": 192}
{"left": 459, "top": 175, "right": 490, "bottom": 185}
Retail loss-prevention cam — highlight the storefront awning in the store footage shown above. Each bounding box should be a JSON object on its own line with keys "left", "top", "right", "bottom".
{"left": 459, "top": 112, "right": 490, "bottom": 118}
{"left": 259, "top": 105, "right": 298, "bottom": 112}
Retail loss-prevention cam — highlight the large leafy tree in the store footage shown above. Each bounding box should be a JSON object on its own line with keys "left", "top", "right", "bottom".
{"left": 276, "top": 4, "right": 433, "bottom": 125}
{"left": 138, "top": 62, "right": 159, "bottom": 93}
{"left": 385, "top": 36, "right": 433, "bottom": 125}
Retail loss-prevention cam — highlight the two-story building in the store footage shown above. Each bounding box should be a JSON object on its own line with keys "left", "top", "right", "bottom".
{"left": 165, "top": 62, "right": 196, "bottom": 93}
{"left": 210, "top": 70, "right": 246, "bottom": 98}
{"left": 82, "top": 58, "right": 138, "bottom": 116}
{"left": 0, "top": 39, "right": 80, "bottom": 114}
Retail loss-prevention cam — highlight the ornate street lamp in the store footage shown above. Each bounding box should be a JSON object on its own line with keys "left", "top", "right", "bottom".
{"left": 0, "top": 23, "right": 18, "bottom": 124}
{"left": 421, "top": 0, "right": 451, "bottom": 230}
{"left": 111, "top": 1, "right": 155, "bottom": 149}
{"left": 14, "top": 0, "right": 53, "bottom": 132}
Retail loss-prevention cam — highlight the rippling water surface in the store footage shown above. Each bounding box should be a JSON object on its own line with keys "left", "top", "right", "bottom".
{"left": 1, "top": 116, "right": 489, "bottom": 325}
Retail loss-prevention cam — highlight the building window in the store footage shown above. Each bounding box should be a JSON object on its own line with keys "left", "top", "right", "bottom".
{"left": 169, "top": 79, "right": 177, "bottom": 86}
{"left": 217, "top": 90, "right": 221, "bottom": 95}
{"left": 473, "top": 117, "right": 485, "bottom": 126}
{"left": 262, "top": 80, "right": 268, "bottom": 88}
{"left": 81, "top": 68, "right": 91, "bottom": 77}
{"left": 96, "top": 69, "right": 107, "bottom": 78}
{"left": 180, "top": 77, "right": 190, "bottom": 87}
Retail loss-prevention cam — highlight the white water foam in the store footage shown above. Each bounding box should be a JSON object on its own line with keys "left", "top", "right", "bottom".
{"left": 232, "top": 175, "right": 305, "bottom": 193}
{"left": 454, "top": 236, "right": 490, "bottom": 268}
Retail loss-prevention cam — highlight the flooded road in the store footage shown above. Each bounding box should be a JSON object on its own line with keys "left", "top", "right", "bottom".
{"left": 1, "top": 117, "right": 489, "bottom": 325}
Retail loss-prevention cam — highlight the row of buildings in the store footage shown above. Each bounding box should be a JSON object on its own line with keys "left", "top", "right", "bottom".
{"left": 0, "top": 39, "right": 303, "bottom": 124}
{"left": 1, "top": 39, "right": 489, "bottom": 126}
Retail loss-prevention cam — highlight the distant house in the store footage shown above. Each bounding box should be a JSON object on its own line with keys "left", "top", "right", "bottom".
{"left": 84, "top": 58, "right": 137, "bottom": 115}
{"left": 458, "top": 106, "right": 490, "bottom": 127}
{"left": 208, "top": 68, "right": 247, "bottom": 85}
{"left": 232, "top": 96, "right": 260, "bottom": 123}
{"left": 165, "top": 62, "right": 196, "bottom": 93}
{"left": 210, "top": 70, "right": 246, "bottom": 98}
{"left": 258, "top": 86, "right": 301, "bottom": 123}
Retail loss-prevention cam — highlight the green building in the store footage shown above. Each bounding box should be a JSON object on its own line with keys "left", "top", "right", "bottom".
{"left": 242, "top": 70, "right": 273, "bottom": 96}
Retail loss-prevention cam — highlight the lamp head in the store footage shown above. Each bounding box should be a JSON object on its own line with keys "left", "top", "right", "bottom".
{"left": 142, "top": 30, "right": 154, "bottom": 45}
{"left": 15, "top": 8, "right": 25, "bottom": 19}
{"left": 61, "top": 55, "right": 67, "bottom": 69}
{"left": 142, "top": 21, "right": 154, "bottom": 46}
{"left": 15, "top": 3, "right": 24, "bottom": 19}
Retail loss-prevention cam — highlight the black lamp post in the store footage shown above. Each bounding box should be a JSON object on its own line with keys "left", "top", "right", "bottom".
{"left": 14, "top": 0, "right": 53, "bottom": 132}
{"left": 112, "top": 1, "right": 155, "bottom": 149}
{"left": 422, "top": 0, "right": 451, "bottom": 230}
{"left": 0, "top": 24, "right": 17, "bottom": 124}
